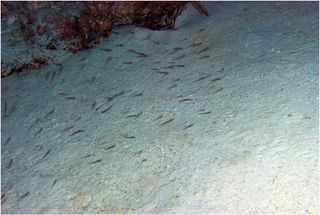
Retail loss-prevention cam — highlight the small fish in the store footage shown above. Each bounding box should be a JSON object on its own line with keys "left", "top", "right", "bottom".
{"left": 162, "top": 65, "right": 175, "bottom": 69}
{"left": 174, "top": 64, "right": 185, "bottom": 68}
{"left": 90, "top": 159, "right": 102, "bottom": 165}
{"left": 135, "top": 150, "right": 143, "bottom": 155}
{"left": 44, "top": 109, "right": 55, "bottom": 118}
{"left": 168, "top": 83, "right": 177, "bottom": 90}
{"left": 199, "top": 111, "right": 212, "bottom": 115}
{"left": 127, "top": 49, "right": 135, "bottom": 53}
{"left": 51, "top": 179, "right": 58, "bottom": 187}
{"left": 18, "top": 192, "right": 30, "bottom": 201}
{"left": 183, "top": 124, "right": 194, "bottom": 130}
{"left": 178, "top": 38, "right": 188, "bottom": 42}
{"left": 74, "top": 117, "right": 82, "bottom": 122}
{"left": 123, "top": 61, "right": 133, "bottom": 64}
{"left": 107, "top": 91, "right": 125, "bottom": 102}
{"left": 91, "top": 101, "right": 96, "bottom": 110}
{"left": 126, "top": 112, "right": 142, "bottom": 119}
{"left": 80, "top": 154, "right": 92, "bottom": 159}
{"left": 35, "top": 145, "right": 43, "bottom": 151}
{"left": 161, "top": 49, "right": 170, "bottom": 53}
{"left": 57, "top": 92, "right": 67, "bottom": 97}
{"left": 123, "top": 134, "right": 135, "bottom": 139}
{"left": 160, "top": 118, "right": 174, "bottom": 126}
{"left": 63, "top": 125, "right": 75, "bottom": 132}
{"left": 42, "top": 149, "right": 51, "bottom": 159}
{"left": 69, "top": 129, "right": 85, "bottom": 136}
{"left": 115, "top": 44, "right": 123, "bottom": 47}
{"left": 198, "top": 47, "right": 210, "bottom": 54}
{"left": 157, "top": 71, "right": 169, "bottom": 75}
{"left": 8, "top": 105, "right": 16, "bottom": 115}
{"left": 101, "top": 104, "right": 113, "bottom": 114}
{"left": 56, "top": 64, "right": 63, "bottom": 76}
{"left": 178, "top": 98, "right": 192, "bottom": 102}
{"left": 133, "top": 92, "right": 143, "bottom": 97}
{"left": 173, "top": 78, "right": 180, "bottom": 82}
{"left": 199, "top": 55, "right": 210, "bottom": 59}
{"left": 190, "top": 42, "right": 202, "bottom": 47}
{"left": 217, "top": 67, "right": 225, "bottom": 73}
{"left": 6, "top": 159, "right": 13, "bottom": 169}
{"left": 4, "top": 137, "right": 11, "bottom": 145}
{"left": 173, "top": 54, "right": 186, "bottom": 60}
{"left": 100, "top": 48, "right": 112, "bottom": 52}
{"left": 173, "top": 47, "right": 183, "bottom": 51}
{"left": 152, "top": 40, "right": 160, "bottom": 45}
{"left": 195, "top": 74, "right": 210, "bottom": 82}
{"left": 105, "top": 57, "right": 113, "bottom": 62}
{"left": 65, "top": 96, "right": 76, "bottom": 100}
{"left": 142, "top": 35, "right": 151, "bottom": 40}
{"left": 151, "top": 68, "right": 159, "bottom": 70}
{"left": 141, "top": 159, "right": 147, "bottom": 162}
{"left": 78, "top": 56, "right": 87, "bottom": 62}
{"left": 135, "top": 52, "right": 148, "bottom": 57}
{"left": 29, "top": 117, "right": 40, "bottom": 130}
{"left": 87, "top": 76, "right": 96, "bottom": 83}
{"left": 1, "top": 194, "right": 5, "bottom": 204}
{"left": 105, "top": 144, "right": 116, "bottom": 150}
{"left": 50, "top": 71, "right": 56, "bottom": 83}
{"left": 134, "top": 112, "right": 143, "bottom": 119}
{"left": 34, "top": 127, "right": 43, "bottom": 136}
{"left": 154, "top": 115, "right": 163, "bottom": 121}
{"left": 95, "top": 104, "right": 104, "bottom": 112}
{"left": 127, "top": 49, "right": 149, "bottom": 57}
{"left": 212, "top": 87, "right": 223, "bottom": 94}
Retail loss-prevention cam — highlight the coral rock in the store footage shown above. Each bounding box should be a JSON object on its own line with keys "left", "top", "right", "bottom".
{"left": 1, "top": 1, "right": 208, "bottom": 77}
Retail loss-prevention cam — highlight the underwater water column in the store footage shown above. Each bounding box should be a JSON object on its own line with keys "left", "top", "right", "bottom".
{"left": 1, "top": 1, "right": 318, "bottom": 214}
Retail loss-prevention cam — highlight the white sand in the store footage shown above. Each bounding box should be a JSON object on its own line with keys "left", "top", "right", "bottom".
{"left": 1, "top": 2, "right": 318, "bottom": 214}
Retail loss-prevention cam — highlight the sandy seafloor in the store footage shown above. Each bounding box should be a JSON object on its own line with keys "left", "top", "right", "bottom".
{"left": 1, "top": 2, "right": 319, "bottom": 214}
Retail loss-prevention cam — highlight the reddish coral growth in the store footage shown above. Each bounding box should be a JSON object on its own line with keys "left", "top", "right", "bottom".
{"left": 57, "top": 3, "right": 113, "bottom": 51}
{"left": 58, "top": 16, "right": 80, "bottom": 40}
{"left": 1, "top": 58, "right": 47, "bottom": 76}
{"left": 1, "top": 1, "right": 210, "bottom": 77}
{"left": 56, "top": 1, "right": 188, "bottom": 52}
{"left": 1, "top": 58, "right": 47, "bottom": 77}
{"left": 3, "top": 1, "right": 190, "bottom": 52}
{"left": 23, "top": 58, "right": 47, "bottom": 70}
